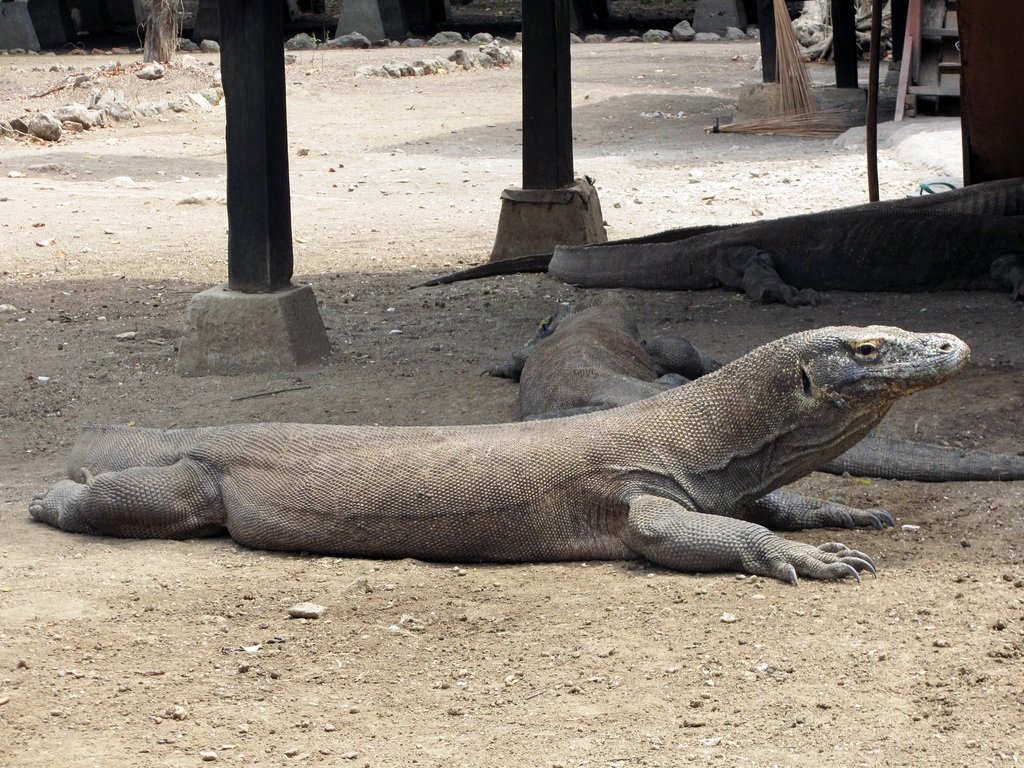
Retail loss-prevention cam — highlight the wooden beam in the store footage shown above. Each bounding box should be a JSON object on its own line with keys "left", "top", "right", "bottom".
{"left": 219, "top": 0, "right": 294, "bottom": 292}
{"left": 831, "top": 0, "right": 858, "bottom": 88}
{"left": 521, "top": 0, "right": 573, "bottom": 189}
{"left": 756, "top": 0, "right": 777, "bottom": 82}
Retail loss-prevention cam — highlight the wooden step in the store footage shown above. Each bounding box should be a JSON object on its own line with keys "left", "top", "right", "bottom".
{"left": 907, "top": 83, "right": 961, "bottom": 97}
{"left": 922, "top": 27, "right": 959, "bottom": 39}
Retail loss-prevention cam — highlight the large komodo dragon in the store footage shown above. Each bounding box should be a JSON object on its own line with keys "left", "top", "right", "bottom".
{"left": 32, "top": 326, "right": 969, "bottom": 584}
{"left": 423, "top": 177, "right": 1024, "bottom": 306}
{"left": 487, "top": 299, "right": 1024, "bottom": 483}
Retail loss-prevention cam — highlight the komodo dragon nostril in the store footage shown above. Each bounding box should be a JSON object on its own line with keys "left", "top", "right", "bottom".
{"left": 939, "top": 342, "right": 954, "bottom": 352}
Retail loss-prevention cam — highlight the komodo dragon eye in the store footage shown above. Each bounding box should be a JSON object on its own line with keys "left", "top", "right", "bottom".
{"left": 853, "top": 341, "right": 881, "bottom": 359}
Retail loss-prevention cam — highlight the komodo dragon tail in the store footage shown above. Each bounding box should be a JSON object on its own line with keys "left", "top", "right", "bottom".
{"left": 416, "top": 252, "right": 553, "bottom": 286}
{"left": 823, "top": 435, "right": 1024, "bottom": 481}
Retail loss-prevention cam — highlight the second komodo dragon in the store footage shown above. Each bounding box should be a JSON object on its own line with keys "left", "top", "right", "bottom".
{"left": 31, "top": 326, "right": 969, "bottom": 584}
{"left": 488, "top": 298, "right": 1024, "bottom": 482}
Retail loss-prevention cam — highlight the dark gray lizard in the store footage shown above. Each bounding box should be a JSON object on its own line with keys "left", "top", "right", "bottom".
{"left": 423, "top": 178, "right": 1024, "bottom": 306}
{"left": 31, "top": 325, "right": 969, "bottom": 584}
{"left": 489, "top": 299, "right": 1024, "bottom": 482}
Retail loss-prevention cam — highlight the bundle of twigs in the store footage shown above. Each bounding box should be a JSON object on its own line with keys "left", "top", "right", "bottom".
{"left": 711, "top": 107, "right": 854, "bottom": 137}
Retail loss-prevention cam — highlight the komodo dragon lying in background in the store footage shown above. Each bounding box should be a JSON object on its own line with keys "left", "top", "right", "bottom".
{"left": 487, "top": 298, "right": 1024, "bottom": 482}
{"left": 423, "top": 177, "right": 1024, "bottom": 306}
{"left": 32, "top": 326, "right": 969, "bottom": 584}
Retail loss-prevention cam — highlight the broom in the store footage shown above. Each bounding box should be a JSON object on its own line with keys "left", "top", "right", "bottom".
{"left": 716, "top": 0, "right": 842, "bottom": 135}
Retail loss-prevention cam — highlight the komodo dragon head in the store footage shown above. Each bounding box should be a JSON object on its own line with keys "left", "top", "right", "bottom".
{"left": 664, "top": 325, "right": 971, "bottom": 500}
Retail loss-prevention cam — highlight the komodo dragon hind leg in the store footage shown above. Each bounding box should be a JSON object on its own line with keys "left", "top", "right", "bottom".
{"left": 622, "top": 494, "right": 876, "bottom": 584}
{"left": 991, "top": 254, "right": 1024, "bottom": 300}
{"left": 715, "top": 247, "right": 820, "bottom": 307}
{"left": 744, "top": 489, "right": 895, "bottom": 531}
{"left": 30, "top": 459, "right": 226, "bottom": 539}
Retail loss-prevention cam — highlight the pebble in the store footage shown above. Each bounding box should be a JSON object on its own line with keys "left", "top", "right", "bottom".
{"left": 287, "top": 602, "right": 327, "bottom": 619}
{"left": 115, "top": 331, "right": 138, "bottom": 340}
{"left": 199, "top": 750, "right": 218, "bottom": 761}
{"left": 901, "top": 524, "right": 920, "bottom": 532}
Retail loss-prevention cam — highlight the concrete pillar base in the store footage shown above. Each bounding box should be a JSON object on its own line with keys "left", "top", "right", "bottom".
{"left": 0, "top": 1, "right": 41, "bottom": 51}
{"left": 490, "top": 177, "right": 606, "bottom": 262}
{"left": 176, "top": 283, "right": 331, "bottom": 377}
{"left": 692, "top": 0, "right": 746, "bottom": 35}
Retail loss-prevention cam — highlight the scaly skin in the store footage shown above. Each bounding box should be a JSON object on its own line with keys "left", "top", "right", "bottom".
{"left": 30, "top": 326, "right": 968, "bottom": 584}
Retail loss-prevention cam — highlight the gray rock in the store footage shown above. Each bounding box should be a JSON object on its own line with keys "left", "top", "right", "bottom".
{"left": 672, "top": 20, "right": 696, "bottom": 41}
{"left": 694, "top": 32, "right": 722, "bottom": 41}
{"left": 288, "top": 602, "right": 327, "bottom": 619}
{"left": 610, "top": 35, "right": 643, "bottom": 43}
{"left": 26, "top": 113, "right": 62, "bottom": 142}
{"left": 724, "top": 26, "right": 747, "bottom": 40}
{"left": 427, "top": 30, "right": 465, "bottom": 46}
{"left": 480, "top": 42, "right": 514, "bottom": 66}
{"left": 199, "top": 39, "right": 220, "bottom": 53}
{"left": 643, "top": 29, "right": 672, "bottom": 43}
{"left": 745, "top": 24, "right": 760, "bottom": 39}
{"left": 469, "top": 32, "right": 494, "bottom": 45}
{"left": 0, "top": 120, "right": 14, "bottom": 137}
{"left": 8, "top": 117, "right": 28, "bottom": 134}
{"left": 323, "top": 31, "right": 370, "bottom": 49}
{"left": 197, "top": 87, "right": 223, "bottom": 105}
{"left": 137, "top": 63, "right": 165, "bottom": 80}
{"left": 450, "top": 48, "right": 475, "bottom": 69}
{"left": 584, "top": 33, "right": 608, "bottom": 43}
{"left": 177, "top": 38, "right": 200, "bottom": 52}
{"left": 569, "top": 33, "right": 584, "bottom": 44}
{"left": 51, "top": 102, "right": 104, "bottom": 128}
{"left": 401, "top": 38, "right": 425, "bottom": 47}
{"left": 284, "top": 33, "right": 317, "bottom": 50}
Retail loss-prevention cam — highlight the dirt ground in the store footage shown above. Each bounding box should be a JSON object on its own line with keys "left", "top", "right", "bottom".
{"left": 1, "top": 40, "right": 1022, "bottom": 767}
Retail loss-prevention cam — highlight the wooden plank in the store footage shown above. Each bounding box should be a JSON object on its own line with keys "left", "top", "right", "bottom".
{"left": 521, "top": 0, "right": 573, "bottom": 190}
{"left": 959, "top": 0, "right": 1024, "bottom": 183}
{"left": 219, "top": 0, "right": 293, "bottom": 292}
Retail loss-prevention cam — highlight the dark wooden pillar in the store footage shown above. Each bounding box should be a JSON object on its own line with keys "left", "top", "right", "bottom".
{"left": 521, "top": 0, "right": 573, "bottom": 189}
{"left": 219, "top": 0, "right": 294, "bottom": 292}
{"left": 756, "top": 0, "right": 777, "bottom": 82}
{"left": 831, "top": 0, "right": 858, "bottom": 87}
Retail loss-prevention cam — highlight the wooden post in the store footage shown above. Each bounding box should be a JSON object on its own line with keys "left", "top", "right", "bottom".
{"left": 756, "top": 0, "right": 777, "bottom": 82}
{"left": 521, "top": 0, "right": 573, "bottom": 189}
{"left": 831, "top": 0, "right": 858, "bottom": 87}
{"left": 219, "top": 0, "right": 293, "bottom": 292}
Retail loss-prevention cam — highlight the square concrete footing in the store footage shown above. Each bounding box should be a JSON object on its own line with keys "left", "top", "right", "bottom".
{"left": 490, "top": 177, "right": 607, "bottom": 262}
{"left": 176, "top": 283, "right": 331, "bottom": 377}
{"left": 693, "top": 0, "right": 746, "bottom": 35}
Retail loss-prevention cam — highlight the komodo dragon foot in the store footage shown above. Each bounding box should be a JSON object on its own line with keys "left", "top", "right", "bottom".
{"left": 749, "top": 489, "right": 895, "bottom": 531}
{"left": 29, "top": 478, "right": 98, "bottom": 535}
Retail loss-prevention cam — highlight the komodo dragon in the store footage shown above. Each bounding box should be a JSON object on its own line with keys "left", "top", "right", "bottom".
{"left": 422, "top": 177, "right": 1024, "bottom": 306}
{"left": 31, "top": 326, "right": 969, "bottom": 584}
{"left": 488, "top": 298, "right": 1024, "bottom": 482}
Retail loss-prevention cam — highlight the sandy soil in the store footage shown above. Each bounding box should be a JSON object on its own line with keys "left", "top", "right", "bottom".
{"left": 1, "top": 41, "right": 1022, "bottom": 767}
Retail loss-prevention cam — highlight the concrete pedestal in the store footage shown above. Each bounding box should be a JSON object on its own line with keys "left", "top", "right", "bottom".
{"left": 336, "top": 0, "right": 443, "bottom": 41}
{"left": 27, "top": 0, "right": 73, "bottom": 48}
{"left": 176, "top": 284, "right": 331, "bottom": 377}
{"left": 693, "top": 0, "right": 746, "bottom": 35}
{"left": 490, "top": 177, "right": 606, "bottom": 262}
{"left": 0, "top": 1, "right": 40, "bottom": 51}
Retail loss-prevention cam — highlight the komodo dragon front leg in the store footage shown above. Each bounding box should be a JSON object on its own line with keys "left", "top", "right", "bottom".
{"left": 623, "top": 495, "right": 876, "bottom": 584}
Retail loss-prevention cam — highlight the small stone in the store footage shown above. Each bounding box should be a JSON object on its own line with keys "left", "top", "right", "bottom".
{"left": 642, "top": 29, "right": 672, "bottom": 43}
{"left": 427, "top": 30, "right": 465, "bottom": 46}
{"left": 288, "top": 602, "right": 327, "bottom": 619}
{"left": 694, "top": 32, "right": 722, "bottom": 42}
{"left": 199, "top": 749, "right": 218, "bottom": 761}
{"left": 584, "top": 34, "right": 607, "bottom": 43}
{"left": 285, "top": 33, "right": 317, "bottom": 50}
{"left": 341, "top": 751, "right": 358, "bottom": 760}
{"left": 177, "top": 38, "right": 200, "bottom": 52}
{"left": 901, "top": 524, "right": 920, "bottom": 532}
{"left": 933, "top": 639, "right": 950, "bottom": 648}
{"left": 137, "top": 63, "right": 165, "bottom": 80}
{"left": 324, "top": 32, "right": 371, "bottom": 49}
{"left": 720, "top": 612, "right": 738, "bottom": 623}
{"left": 569, "top": 33, "right": 583, "bottom": 44}
{"left": 672, "top": 20, "right": 696, "bottom": 41}
{"left": 724, "top": 26, "right": 747, "bottom": 40}
{"left": 115, "top": 331, "right": 138, "bottom": 341}
{"left": 199, "top": 39, "right": 220, "bottom": 53}
{"left": 26, "top": 113, "right": 62, "bottom": 142}
{"left": 469, "top": 32, "right": 494, "bottom": 45}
